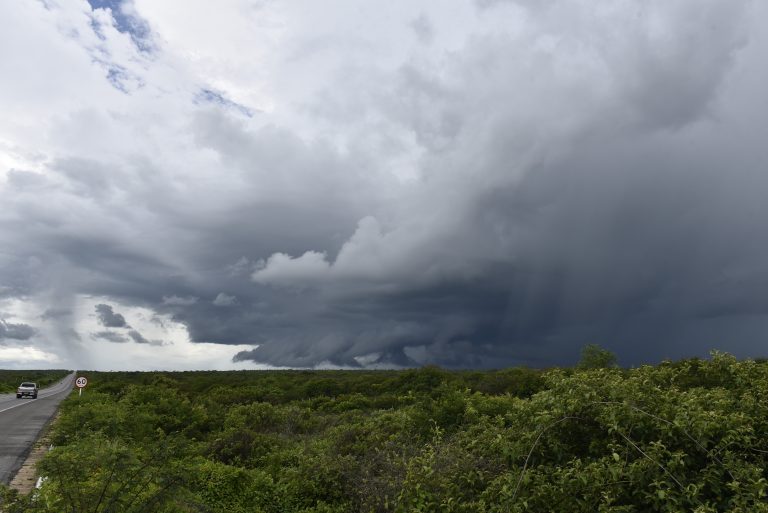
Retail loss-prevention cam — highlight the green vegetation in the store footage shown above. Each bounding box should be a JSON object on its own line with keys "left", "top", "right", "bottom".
{"left": 3, "top": 353, "right": 768, "bottom": 511}
{"left": 0, "top": 370, "right": 70, "bottom": 394}
{"left": 577, "top": 343, "right": 618, "bottom": 370}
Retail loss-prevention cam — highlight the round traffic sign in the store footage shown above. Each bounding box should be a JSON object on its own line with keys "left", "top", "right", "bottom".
{"left": 75, "top": 377, "right": 88, "bottom": 388}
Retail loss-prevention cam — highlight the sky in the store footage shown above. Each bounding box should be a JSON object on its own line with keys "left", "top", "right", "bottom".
{"left": 1, "top": 0, "right": 767, "bottom": 370}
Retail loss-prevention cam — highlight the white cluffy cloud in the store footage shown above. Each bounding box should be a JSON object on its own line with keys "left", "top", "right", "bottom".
{"left": 162, "top": 296, "right": 199, "bottom": 306}
{"left": 213, "top": 293, "right": 237, "bottom": 306}
{"left": 0, "top": 347, "right": 60, "bottom": 368}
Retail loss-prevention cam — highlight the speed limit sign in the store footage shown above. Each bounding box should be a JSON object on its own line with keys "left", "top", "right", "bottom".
{"left": 75, "top": 377, "right": 87, "bottom": 388}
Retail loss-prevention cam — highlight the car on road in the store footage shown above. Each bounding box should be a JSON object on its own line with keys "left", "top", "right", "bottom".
{"left": 17, "top": 382, "right": 39, "bottom": 399}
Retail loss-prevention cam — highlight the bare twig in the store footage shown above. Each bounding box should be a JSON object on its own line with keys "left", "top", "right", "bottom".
{"left": 510, "top": 415, "right": 584, "bottom": 506}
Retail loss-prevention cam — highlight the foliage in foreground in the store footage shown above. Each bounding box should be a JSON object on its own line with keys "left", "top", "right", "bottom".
{"left": 3, "top": 353, "right": 768, "bottom": 512}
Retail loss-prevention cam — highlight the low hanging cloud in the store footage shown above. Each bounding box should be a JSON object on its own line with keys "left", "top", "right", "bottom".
{"left": 0, "top": 320, "right": 36, "bottom": 341}
{"left": 92, "top": 330, "right": 129, "bottom": 343}
{"left": 128, "top": 329, "right": 164, "bottom": 346}
{"left": 92, "top": 328, "right": 163, "bottom": 346}
{"left": 94, "top": 304, "right": 129, "bottom": 328}
{"left": 1, "top": 0, "right": 767, "bottom": 369}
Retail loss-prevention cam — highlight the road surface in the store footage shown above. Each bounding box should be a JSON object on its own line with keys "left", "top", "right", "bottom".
{"left": 0, "top": 372, "right": 75, "bottom": 484}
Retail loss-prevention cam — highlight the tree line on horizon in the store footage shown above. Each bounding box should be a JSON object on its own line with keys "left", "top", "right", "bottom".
{"left": 0, "top": 370, "right": 70, "bottom": 394}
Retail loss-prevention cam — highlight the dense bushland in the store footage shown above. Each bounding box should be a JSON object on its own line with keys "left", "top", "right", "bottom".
{"left": 3, "top": 353, "right": 768, "bottom": 511}
{"left": 0, "top": 370, "right": 70, "bottom": 394}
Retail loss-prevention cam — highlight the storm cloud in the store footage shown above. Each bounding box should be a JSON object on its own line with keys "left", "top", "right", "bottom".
{"left": 95, "top": 304, "right": 129, "bottom": 328}
{"left": 1, "top": 0, "right": 767, "bottom": 369}
{"left": 0, "top": 320, "right": 36, "bottom": 341}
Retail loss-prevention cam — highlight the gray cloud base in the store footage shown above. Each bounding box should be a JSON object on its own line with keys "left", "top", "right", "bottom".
{"left": 0, "top": 320, "right": 36, "bottom": 341}
{"left": 94, "top": 304, "right": 129, "bottom": 328}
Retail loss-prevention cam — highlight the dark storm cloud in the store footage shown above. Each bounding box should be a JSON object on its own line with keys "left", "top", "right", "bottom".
{"left": 170, "top": 300, "right": 267, "bottom": 347}
{"left": 0, "top": 320, "right": 36, "bottom": 340}
{"left": 231, "top": 0, "right": 766, "bottom": 368}
{"left": 232, "top": 153, "right": 768, "bottom": 369}
{"left": 95, "top": 304, "right": 128, "bottom": 328}
{"left": 2, "top": 0, "right": 767, "bottom": 369}
{"left": 233, "top": 265, "right": 537, "bottom": 368}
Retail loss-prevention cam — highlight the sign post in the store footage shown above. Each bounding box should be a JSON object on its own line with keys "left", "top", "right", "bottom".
{"left": 75, "top": 376, "right": 87, "bottom": 397}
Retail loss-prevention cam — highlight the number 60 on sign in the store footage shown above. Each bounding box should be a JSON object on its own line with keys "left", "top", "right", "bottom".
{"left": 76, "top": 376, "right": 87, "bottom": 396}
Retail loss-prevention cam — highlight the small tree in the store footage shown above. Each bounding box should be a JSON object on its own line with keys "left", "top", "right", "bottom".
{"left": 577, "top": 344, "right": 617, "bottom": 369}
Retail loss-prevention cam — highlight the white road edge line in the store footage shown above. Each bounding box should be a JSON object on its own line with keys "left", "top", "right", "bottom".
{"left": 0, "top": 401, "right": 37, "bottom": 414}
{"left": 0, "top": 373, "right": 76, "bottom": 414}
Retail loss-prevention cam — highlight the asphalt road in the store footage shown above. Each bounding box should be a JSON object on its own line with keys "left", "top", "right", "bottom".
{"left": 0, "top": 372, "right": 75, "bottom": 484}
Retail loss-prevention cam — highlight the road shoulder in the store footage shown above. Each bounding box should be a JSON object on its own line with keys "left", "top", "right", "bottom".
{"left": 8, "top": 412, "right": 58, "bottom": 494}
